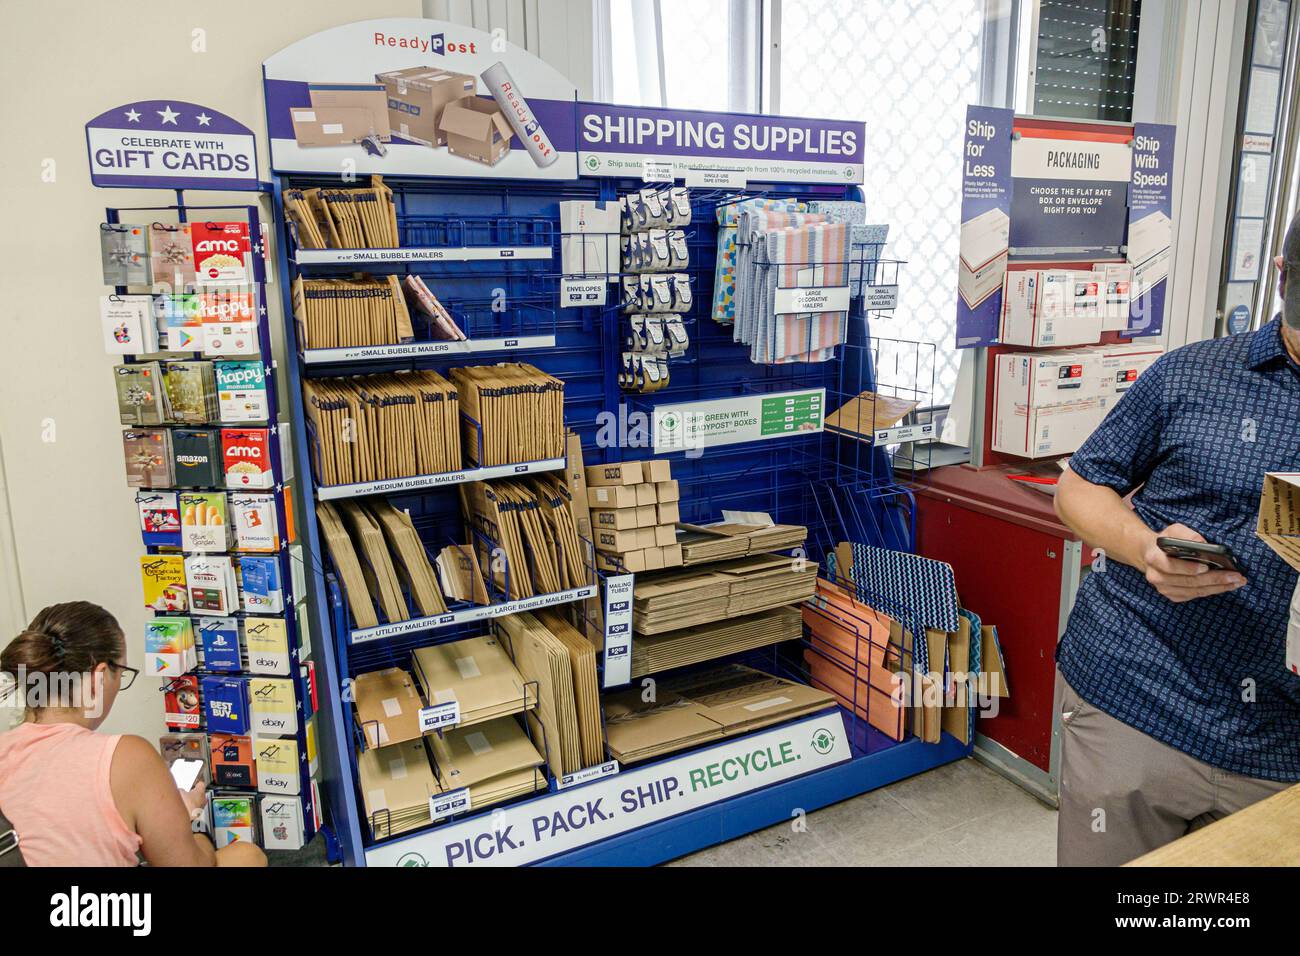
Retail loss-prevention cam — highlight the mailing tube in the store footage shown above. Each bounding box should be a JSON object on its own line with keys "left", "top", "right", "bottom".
{"left": 480, "top": 61, "right": 559, "bottom": 168}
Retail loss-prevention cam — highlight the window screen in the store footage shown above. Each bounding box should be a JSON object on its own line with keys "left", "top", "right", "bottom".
{"left": 1033, "top": 0, "right": 1142, "bottom": 122}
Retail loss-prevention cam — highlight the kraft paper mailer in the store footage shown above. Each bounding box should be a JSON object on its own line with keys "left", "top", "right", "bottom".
{"left": 497, "top": 611, "right": 582, "bottom": 776}
{"left": 980, "top": 624, "right": 1010, "bottom": 698}
{"left": 426, "top": 716, "right": 544, "bottom": 800}
{"left": 412, "top": 634, "right": 535, "bottom": 727}
{"left": 357, "top": 738, "right": 437, "bottom": 839}
{"left": 353, "top": 667, "right": 424, "bottom": 749}
{"left": 435, "top": 544, "right": 490, "bottom": 606}
{"left": 941, "top": 617, "right": 973, "bottom": 745}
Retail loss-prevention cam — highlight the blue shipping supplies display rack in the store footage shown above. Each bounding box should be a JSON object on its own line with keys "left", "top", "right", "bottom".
{"left": 263, "top": 17, "right": 969, "bottom": 867}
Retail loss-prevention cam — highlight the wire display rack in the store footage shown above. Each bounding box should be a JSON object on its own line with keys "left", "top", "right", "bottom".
{"left": 272, "top": 165, "right": 969, "bottom": 866}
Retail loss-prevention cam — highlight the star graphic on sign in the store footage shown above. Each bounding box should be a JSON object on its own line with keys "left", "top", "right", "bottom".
{"left": 124, "top": 108, "right": 141, "bottom": 123}
{"left": 196, "top": 112, "right": 212, "bottom": 126}
{"left": 157, "top": 105, "right": 179, "bottom": 125}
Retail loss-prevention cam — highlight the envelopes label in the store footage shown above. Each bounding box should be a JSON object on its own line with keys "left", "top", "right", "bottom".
{"left": 366, "top": 711, "right": 849, "bottom": 867}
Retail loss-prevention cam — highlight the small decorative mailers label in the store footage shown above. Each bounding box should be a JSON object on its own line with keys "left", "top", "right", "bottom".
{"left": 419, "top": 700, "right": 460, "bottom": 733}
{"left": 774, "top": 286, "right": 851, "bottom": 314}
{"left": 861, "top": 284, "right": 900, "bottom": 310}
{"left": 430, "top": 788, "right": 471, "bottom": 822}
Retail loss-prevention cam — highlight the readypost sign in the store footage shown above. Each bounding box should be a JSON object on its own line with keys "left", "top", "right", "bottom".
{"left": 653, "top": 388, "right": 825, "bottom": 453}
{"left": 366, "top": 711, "right": 850, "bottom": 867}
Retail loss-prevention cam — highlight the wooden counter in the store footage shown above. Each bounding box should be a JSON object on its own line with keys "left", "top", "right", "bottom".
{"left": 1128, "top": 783, "right": 1300, "bottom": 866}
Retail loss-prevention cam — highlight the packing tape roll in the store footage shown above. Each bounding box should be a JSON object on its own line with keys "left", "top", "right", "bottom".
{"left": 480, "top": 61, "right": 559, "bottom": 168}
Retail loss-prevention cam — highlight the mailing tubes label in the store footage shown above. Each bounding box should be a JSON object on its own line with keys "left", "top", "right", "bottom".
{"left": 774, "top": 286, "right": 851, "bottom": 314}
{"left": 602, "top": 574, "right": 635, "bottom": 689}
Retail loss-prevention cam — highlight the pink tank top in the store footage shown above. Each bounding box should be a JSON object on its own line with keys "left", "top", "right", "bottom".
{"left": 0, "top": 722, "right": 142, "bottom": 866}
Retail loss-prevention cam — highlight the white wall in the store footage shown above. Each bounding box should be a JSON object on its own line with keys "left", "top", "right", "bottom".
{"left": 0, "top": 0, "right": 428, "bottom": 738}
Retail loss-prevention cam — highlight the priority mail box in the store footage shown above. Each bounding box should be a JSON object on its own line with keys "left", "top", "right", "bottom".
{"left": 1127, "top": 210, "right": 1172, "bottom": 286}
{"left": 308, "top": 84, "right": 391, "bottom": 141}
{"left": 1096, "top": 345, "right": 1162, "bottom": 398}
{"left": 959, "top": 208, "right": 1010, "bottom": 309}
{"left": 291, "top": 108, "right": 376, "bottom": 147}
{"left": 1000, "top": 269, "right": 1104, "bottom": 347}
{"left": 377, "top": 66, "right": 476, "bottom": 147}
{"left": 440, "top": 96, "right": 512, "bottom": 166}
{"left": 1101, "top": 262, "right": 1134, "bottom": 331}
{"left": 992, "top": 350, "right": 1106, "bottom": 458}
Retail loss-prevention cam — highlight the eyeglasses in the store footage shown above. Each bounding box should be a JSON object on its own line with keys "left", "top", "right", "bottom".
{"left": 106, "top": 662, "right": 140, "bottom": 691}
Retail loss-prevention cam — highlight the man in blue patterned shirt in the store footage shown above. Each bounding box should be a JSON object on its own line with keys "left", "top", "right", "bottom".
{"left": 1053, "top": 215, "right": 1300, "bottom": 866}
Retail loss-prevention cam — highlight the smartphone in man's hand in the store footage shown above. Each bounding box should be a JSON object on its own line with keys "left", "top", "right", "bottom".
{"left": 1157, "top": 537, "right": 1240, "bottom": 572}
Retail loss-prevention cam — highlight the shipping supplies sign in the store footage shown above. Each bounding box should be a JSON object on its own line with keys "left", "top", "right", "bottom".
{"left": 653, "top": 388, "right": 826, "bottom": 454}
{"left": 578, "top": 103, "right": 864, "bottom": 185}
{"left": 86, "top": 101, "right": 259, "bottom": 190}
{"left": 366, "top": 711, "right": 850, "bottom": 867}
{"left": 262, "top": 18, "right": 578, "bottom": 180}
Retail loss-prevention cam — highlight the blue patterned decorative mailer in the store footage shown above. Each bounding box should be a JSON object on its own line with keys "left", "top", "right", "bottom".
{"left": 850, "top": 543, "right": 960, "bottom": 673}
{"left": 808, "top": 200, "right": 867, "bottom": 225}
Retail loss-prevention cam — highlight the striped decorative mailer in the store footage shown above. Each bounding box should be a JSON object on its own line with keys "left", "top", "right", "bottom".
{"left": 712, "top": 197, "right": 806, "bottom": 323}
{"left": 757, "top": 222, "right": 850, "bottom": 364}
{"left": 734, "top": 209, "right": 827, "bottom": 348}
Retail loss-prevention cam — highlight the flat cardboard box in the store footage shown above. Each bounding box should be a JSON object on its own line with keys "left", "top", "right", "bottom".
{"left": 1257, "top": 473, "right": 1300, "bottom": 572}
{"left": 308, "top": 84, "right": 391, "bottom": 140}
{"left": 291, "top": 107, "right": 376, "bottom": 147}
{"left": 657, "top": 501, "right": 680, "bottom": 525}
{"left": 588, "top": 484, "right": 637, "bottom": 510}
{"left": 377, "top": 66, "right": 476, "bottom": 147}
{"left": 440, "top": 96, "right": 512, "bottom": 166}
{"left": 636, "top": 505, "right": 658, "bottom": 528}
{"left": 655, "top": 480, "right": 680, "bottom": 504}
{"left": 586, "top": 461, "right": 644, "bottom": 486}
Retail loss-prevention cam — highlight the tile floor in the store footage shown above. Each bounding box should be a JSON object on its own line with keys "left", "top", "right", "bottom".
{"left": 667, "top": 757, "right": 1058, "bottom": 866}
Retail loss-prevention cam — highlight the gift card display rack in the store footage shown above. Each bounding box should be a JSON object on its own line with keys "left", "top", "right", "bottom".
{"left": 102, "top": 197, "right": 319, "bottom": 852}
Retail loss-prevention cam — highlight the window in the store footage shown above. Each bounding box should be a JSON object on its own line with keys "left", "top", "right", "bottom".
{"left": 606, "top": 0, "right": 750, "bottom": 111}
{"left": 605, "top": 0, "right": 1002, "bottom": 405}
{"left": 1031, "top": 0, "right": 1142, "bottom": 121}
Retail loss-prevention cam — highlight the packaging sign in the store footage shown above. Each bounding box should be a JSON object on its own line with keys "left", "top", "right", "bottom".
{"left": 578, "top": 103, "right": 864, "bottom": 185}
{"left": 653, "top": 389, "right": 825, "bottom": 453}
{"left": 1125, "top": 123, "right": 1176, "bottom": 338}
{"left": 262, "top": 18, "right": 579, "bottom": 180}
{"left": 367, "top": 711, "right": 850, "bottom": 866}
{"left": 1008, "top": 133, "right": 1131, "bottom": 255}
{"left": 601, "top": 574, "right": 634, "bottom": 688}
{"left": 86, "top": 101, "right": 259, "bottom": 190}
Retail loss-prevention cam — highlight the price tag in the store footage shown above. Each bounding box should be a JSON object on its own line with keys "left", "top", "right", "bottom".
{"left": 429, "top": 788, "right": 471, "bottom": 821}
{"left": 601, "top": 574, "right": 635, "bottom": 689}
{"left": 419, "top": 700, "right": 460, "bottom": 733}
{"left": 555, "top": 761, "right": 620, "bottom": 790}
{"left": 561, "top": 277, "right": 607, "bottom": 308}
